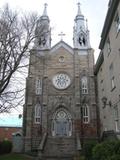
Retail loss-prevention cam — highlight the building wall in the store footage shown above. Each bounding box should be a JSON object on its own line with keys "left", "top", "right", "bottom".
{"left": 0, "top": 126, "right": 22, "bottom": 141}
{"left": 23, "top": 3, "right": 98, "bottom": 157}
{"left": 96, "top": 0, "right": 120, "bottom": 135}
{"left": 23, "top": 43, "right": 98, "bottom": 155}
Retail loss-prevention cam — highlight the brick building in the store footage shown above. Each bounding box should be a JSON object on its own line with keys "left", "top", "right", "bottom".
{"left": 0, "top": 126, "right": 22, "bottom": 141}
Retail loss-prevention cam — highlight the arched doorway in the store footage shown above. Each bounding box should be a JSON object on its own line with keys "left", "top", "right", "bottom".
{"left": 52, "top": 109, "right": 72, "bottom": 137}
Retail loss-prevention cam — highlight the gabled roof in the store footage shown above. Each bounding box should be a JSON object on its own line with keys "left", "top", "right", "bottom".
{"left": 50, "top": 40, "right": 74, "bottom": 55}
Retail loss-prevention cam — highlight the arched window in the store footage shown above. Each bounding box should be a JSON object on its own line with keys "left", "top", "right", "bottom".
{"left": 81, "top": 76, "right": 88, "bottom": 94}
{"left": 35, "top": 103, "right": 41, "bottom": 124}
{"left": 52, "top": 110, "right": 72, "bottom": 137}
{"left": 82, "top": 104, "right": 89, "bottom": 123}
{"left": 35, "top": 78, "right": 42, "bottom": 95}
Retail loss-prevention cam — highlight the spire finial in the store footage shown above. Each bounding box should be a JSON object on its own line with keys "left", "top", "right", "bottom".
{"left": 77, "top": 2, "right": 82, "bottom": 15}
{"left": 43, "top": 3, "right": 48, "bottom": 16}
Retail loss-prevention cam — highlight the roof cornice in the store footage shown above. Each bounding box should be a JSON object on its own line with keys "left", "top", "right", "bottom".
{"left": 99, "top": 0, "right": 119, "bottom": 49}
{"left": 94, "top": 51, "right": 104, "bottom": 75}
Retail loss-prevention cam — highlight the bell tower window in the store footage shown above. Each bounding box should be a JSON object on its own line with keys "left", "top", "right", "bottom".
{"left": 79, "top": 33, "right": 86, "bottom": 46}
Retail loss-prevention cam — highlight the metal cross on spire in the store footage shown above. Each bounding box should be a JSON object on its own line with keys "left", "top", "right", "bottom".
{"left": 77, "top": 2, "right": 81, "bottom": 6}
{"left": 77, "top": 2, "right": 82, "bottom": 15}
{"left": 43, "top": 3, "right": 48, "bottom": 16}
{"left": 58, "top": 32, "right": 66, "bottom": 41}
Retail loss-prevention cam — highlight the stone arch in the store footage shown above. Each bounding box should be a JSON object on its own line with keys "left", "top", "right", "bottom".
{"left": 51, "top": 107, "right": 72, "bottom": 137}
{"left": 50, "top": 96, "right": 73, "bottom": 115}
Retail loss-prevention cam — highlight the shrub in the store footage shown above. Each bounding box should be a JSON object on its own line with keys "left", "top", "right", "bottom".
{"left": 92, "top": 140, "right": 118, "bottom": 160}
{"left": 109, "top": 155, "right": 120, "bottom": 160}
{"left": 113, "top": 140, "right": 120, "bottom": 155}
{"left": 0, "top": 140, "right": 12, "bottom": 154}
{"left": 0, "top": 142, "right": 2, "bottom": 154}
{"left": 82, "top": 140, "right": 98, "bottom": 160}
{"left": 79, "top": 156, "right": 86, "bottom": 160}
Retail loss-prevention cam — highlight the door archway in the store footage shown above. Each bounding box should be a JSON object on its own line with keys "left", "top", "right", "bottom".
{"left": 51, "top": 109, "right": 72, "bottom": 137}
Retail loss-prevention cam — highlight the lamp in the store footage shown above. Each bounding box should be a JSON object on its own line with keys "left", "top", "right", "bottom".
{"left": 101, "top": 96, "right": 112, "bottom": 108}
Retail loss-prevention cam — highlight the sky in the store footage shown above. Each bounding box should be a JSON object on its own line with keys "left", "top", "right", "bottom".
{"left": 0, "top": 0, "right": 109, "bottom": 126}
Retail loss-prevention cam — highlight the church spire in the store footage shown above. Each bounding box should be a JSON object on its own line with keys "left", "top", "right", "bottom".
{"left": 74, "top": 2, "right": 85, "bottom": 31}
{"left": 77, "top": 2, "right": 82, "bottom": 16}
{"left": 40, "top": 3, "right": 49, "bottom": 22}
{"left": 42, "top": 3, "right": 48, "bottom": 17}
{"left": 73, "top": 2, "right": 91, "bottom": 49}
{"left": 34, "top": 3, "right": 51, "bottom": 50}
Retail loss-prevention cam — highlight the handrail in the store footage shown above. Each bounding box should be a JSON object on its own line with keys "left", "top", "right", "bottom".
{"left": 76, "top": 133, "right": 82, "bottom": 151}
{"left": 38, "top": 132, "right": 47, "bottom": 151}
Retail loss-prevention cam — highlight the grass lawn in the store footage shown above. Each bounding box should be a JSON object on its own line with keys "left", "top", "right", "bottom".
{"left": 0, "top": 153, "right": 34, "bottom": 160}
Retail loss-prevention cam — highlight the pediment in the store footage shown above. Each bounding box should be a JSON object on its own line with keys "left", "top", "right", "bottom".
{"left": 50, "top": 40, "right": 74, "bottom": 55}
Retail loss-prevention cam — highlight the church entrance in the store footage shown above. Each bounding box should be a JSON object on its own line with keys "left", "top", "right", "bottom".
{"left": 52, "top": 109, "right": 72, "bottom": 137}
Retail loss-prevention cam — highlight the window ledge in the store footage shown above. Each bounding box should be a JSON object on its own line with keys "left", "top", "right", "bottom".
{"left": 83, "top": 122, "right": 90, "bottom": 124}
{"left": 82, "top": 93, "right": 88, "bottom": 95}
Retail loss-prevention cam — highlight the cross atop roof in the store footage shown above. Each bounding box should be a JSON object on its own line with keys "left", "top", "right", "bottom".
{"left": 58, "top": 32, "right": 66, "bottom": 41}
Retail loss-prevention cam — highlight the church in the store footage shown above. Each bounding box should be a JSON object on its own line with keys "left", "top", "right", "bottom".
{"left": 23, "top": 3, "right": 98, "bottom": 159}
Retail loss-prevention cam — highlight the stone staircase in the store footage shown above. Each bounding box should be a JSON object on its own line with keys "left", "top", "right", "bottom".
{"left": 31, "top": 137, "right": 41, "bottom": 151}
{"left": 41, "top": 155, "right": 73, "bottom": 160}
{"left": 38, "top": 135, "right": 76, "bottom": 160}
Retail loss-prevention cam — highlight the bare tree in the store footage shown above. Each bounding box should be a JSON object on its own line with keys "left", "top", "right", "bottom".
{"left": 0, "top": 4, "right": 38, "bottom": 113}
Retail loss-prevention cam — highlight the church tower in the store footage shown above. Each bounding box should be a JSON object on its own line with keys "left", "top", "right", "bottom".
{"left": 23, "top": 3, "right": 98, "bottom": 160}
{"left": 73, "top": 3, "right": 91, "bottom": 49}
{"left": 34, "top": 3, "right": 51, "bottom": 50}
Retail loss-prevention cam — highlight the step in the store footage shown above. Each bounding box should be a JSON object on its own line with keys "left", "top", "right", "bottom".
{"left": 43, "top": 136, "right": 76, "bottom": 157}
{"left": 40, "top": 155, "right": 73, "bottom": 160}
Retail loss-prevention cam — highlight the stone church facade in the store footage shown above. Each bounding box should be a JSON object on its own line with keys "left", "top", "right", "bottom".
{"left": 23, "top": 3, "right": 98, "bottom": 159}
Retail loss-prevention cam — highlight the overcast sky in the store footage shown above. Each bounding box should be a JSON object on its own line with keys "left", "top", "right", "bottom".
{"left": 0, "top": 0, "right": 109, "bottom": 126}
